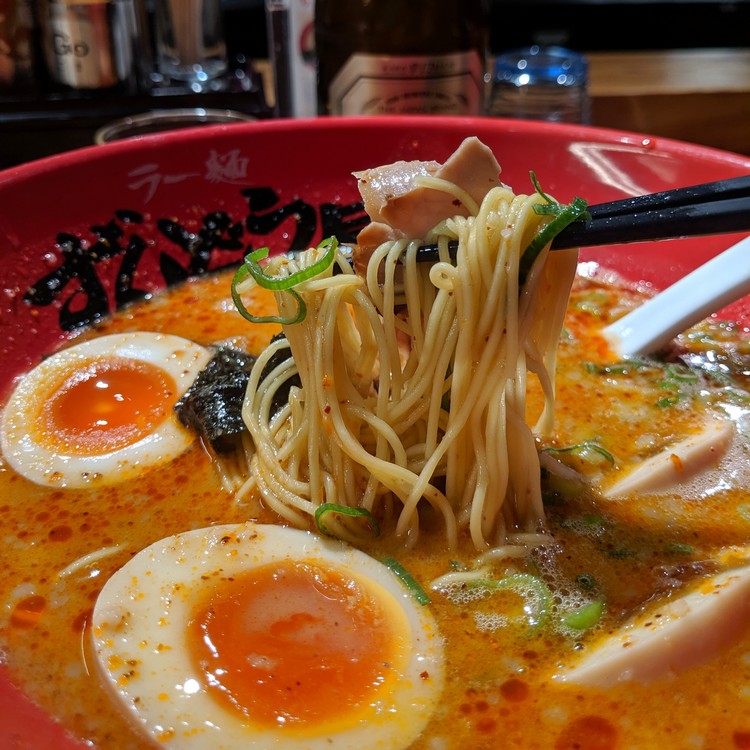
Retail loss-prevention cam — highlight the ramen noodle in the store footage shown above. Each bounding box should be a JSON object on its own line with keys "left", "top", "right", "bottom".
{"left": 232, "top": 169, "right": 579, "bottom": 550}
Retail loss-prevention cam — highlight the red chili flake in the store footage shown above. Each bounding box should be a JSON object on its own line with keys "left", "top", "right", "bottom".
{"left": 11, "top": 595, "right": 46, "bottom": 628}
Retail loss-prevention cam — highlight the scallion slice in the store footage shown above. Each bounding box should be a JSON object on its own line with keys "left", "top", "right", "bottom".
{"left": 543, "top": 441, "right": 615, "bottom": 466}
{"left": 561, "top": 600, "right": 604, "bottom": 630}
{"left": 521, "top": 196, "right": 589, "bottom": 283}
{"left": 244, "top": 237, "right": 338, "bottom": 291}
{"left": 382, "top": 556, "right": 431, "bottom": 605}
{"left": 231, "top": 263, "right": 307, "bottom": 325}
{"left": 474, "top": 573, "right": 552, "bottom": 631}
{"left": 314, "top": 502, "right": 380, "bottom": 539}
{"left": 518, "top": 171, "right": 589, "bottom": 283}
{"left": 230, "top": 237, "right": 338, "bottom": 325}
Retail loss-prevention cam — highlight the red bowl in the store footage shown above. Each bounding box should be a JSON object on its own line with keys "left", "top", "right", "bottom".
{"left": 1, "top": 115, "right": 749, "bottom": 748}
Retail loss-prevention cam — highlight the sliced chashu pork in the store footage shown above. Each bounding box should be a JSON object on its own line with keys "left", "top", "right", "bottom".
{"left": 604, "top": 417, "right": 734, "bottom": 499}
{"left": 555, "top": 563, "right": 750, "bottom": 687}
{"left": 353, "top": 136, "right": 504, "bottom": 271}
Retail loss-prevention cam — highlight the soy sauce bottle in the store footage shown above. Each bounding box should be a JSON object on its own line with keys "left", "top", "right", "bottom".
{"left": 314, "top": 0, "right": 488, "bottom": 116}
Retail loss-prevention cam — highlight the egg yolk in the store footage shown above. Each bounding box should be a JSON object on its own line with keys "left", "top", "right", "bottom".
{"left": 188, "top": 560, "right": 408, "bottom": 731}
{"left": 40, "top": 356, "right": 176, "bottom": 455}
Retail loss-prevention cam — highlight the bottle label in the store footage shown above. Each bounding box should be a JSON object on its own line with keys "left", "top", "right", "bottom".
{"left": 328, "top": 51, "right": 484, "bottom": 116}
{"left": 46, "top": 2, "right": 118, "bottom": 89}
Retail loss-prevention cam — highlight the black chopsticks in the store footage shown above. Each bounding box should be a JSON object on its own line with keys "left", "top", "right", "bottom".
{"left": 409, "top": 175, "right": 750, "bottom": 262}
{"left": 551, "top": 174, "right": 750, "bottom": 249}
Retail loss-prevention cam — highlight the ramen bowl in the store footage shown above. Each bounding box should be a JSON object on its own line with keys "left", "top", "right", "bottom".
{"left": 2, "top": 116, "right": 750, "bottom": 750}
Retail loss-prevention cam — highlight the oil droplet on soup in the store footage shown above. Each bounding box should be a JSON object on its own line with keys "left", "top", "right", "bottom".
{"left": 3, "top": 271, "right": 750, "bottom": 750}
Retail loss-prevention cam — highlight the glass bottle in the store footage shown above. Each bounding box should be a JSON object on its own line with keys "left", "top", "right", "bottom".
{"left": 488, "top": 45, "right": 591, "bottom": 124}
{"left": 314, "top": 0, "right": 488, "bottom": 116}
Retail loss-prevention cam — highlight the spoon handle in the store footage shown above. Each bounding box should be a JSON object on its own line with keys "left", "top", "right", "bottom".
{"left": 603, "top": 234, "right": 750, "bottom": 357}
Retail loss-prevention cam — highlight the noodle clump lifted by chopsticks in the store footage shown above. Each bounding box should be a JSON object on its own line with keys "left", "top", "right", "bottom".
{"left": 233, "top": 137, "right": 581, "bottom": 551}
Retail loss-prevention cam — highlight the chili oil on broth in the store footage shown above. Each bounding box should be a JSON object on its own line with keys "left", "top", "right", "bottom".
{"left": 2, "top": 269, "right": 750, "bottom": 748}
{"left": 0, "top": 270, "right": 282, "bottom": 748}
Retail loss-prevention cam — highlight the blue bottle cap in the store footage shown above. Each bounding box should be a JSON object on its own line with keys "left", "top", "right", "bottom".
{"left": 494, "top": 45, "right": 589, "bottom": 89}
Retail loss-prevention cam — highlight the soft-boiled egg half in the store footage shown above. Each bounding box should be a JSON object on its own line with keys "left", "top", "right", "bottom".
{"left": 91, "top": 522, "right": 445, "bottom": 749}
{"left": 0, "top": 332, "right": 212, "bottom": 488}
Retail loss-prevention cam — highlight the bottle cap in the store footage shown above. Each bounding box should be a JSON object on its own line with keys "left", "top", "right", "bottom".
{"left": 495, "top": 46, "right": 588, "bottom": 88}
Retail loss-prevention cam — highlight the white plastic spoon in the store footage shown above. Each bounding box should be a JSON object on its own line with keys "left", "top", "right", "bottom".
{"left": 603, "top": 234, "right": 750, "bottom": 357}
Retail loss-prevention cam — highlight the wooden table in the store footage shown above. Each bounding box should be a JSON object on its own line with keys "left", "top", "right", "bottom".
{"left": 587, "top": 48, "right": 750, "bottom": 156}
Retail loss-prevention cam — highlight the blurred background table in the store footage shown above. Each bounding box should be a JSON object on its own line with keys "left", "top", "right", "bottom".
{"left": 1, "top": 40, "right": 749, "bottom": 168}
{"left": 588, "top": 48, "right": 750, "bottom": 156}
{"left": 253, "top": 48, "right": 750, "bottom": 156}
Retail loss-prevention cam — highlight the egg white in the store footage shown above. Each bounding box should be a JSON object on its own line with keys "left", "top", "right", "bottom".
{"left": 91, "top": 522, "right": 445, "bottom": 750}
{"left": 0, "top": 332, "right": 212, "bottom": 488}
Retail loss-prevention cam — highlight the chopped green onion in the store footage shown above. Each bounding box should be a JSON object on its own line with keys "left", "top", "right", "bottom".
{"left": 382, "top": 557, "right": 431, "bottom": 605}
{"left": 529, "top": 171, "right": 559, "bottom": 205}
{"left": 607, "top": 546, "right": 636, "bottom": 559}
{"left": 583, "top": 359, "right": 655, "bottom": 375}
{"left": 559, "top": 513, "right": 610, "bottom": 532}
{"left": 581, "top": 514, "right": 607, "bottom": 527}
{"left": 571, "top": 290, "right": 611, "bottom": 315}
{"left": 314, "top": 502, "right": 380, "bottom": 538}
{"left": 231, "top": 262, "right": 307, "bottom": 325}
{"left": 230, "top": 237, "right": 338, "bottom": 325}
{"left": 665, "top": 541, "right": 694, "bottom": 555}
{"left": 658, "top": 380, "right": 681, "bottom": 392}
{"left": 543, "top": 441, "right": 615, "bottom": 466}
{"left": 663, "top": 363, "right": 699, "bottom": 383}
{"left": 651, "top": 362, "right": 701, "bottom": 408}
{"left": 656, "top": 395, "right": 679, "bottom": 408}
{"left": 244, "top": 237, "right": 338, "bottom": 291}
{"left": 561, "top": 600, "right": 604, "bottom": 630}
{"left": 475, "top": 573, "right": 552, "bottom": 631}
{"left": 520, "top": 195, "right": 589, "bottom": 283}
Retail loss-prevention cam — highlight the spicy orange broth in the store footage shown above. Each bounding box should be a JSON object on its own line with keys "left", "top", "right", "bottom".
{"left": 3, "top": 268, "right": 750, "bottom": 750}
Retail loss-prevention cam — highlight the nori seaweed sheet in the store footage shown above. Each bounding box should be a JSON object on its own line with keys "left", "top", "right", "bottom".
{"left": 174, "top": 336, "right": 301, "bottom": 453}
{"left": 174, "top": 346, "right": 256, "bottom": 453}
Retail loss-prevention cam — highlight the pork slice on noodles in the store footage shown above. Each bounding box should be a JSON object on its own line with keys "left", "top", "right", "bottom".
{"left": 352, "top": 136, "right": 505, "bottom": 272}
